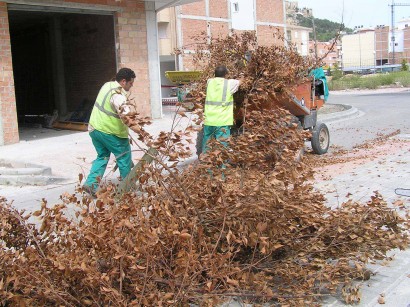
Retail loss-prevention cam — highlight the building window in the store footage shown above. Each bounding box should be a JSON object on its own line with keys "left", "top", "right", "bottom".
{"left": 233, "top": 2, "right": 239, "bottom": 12}
{"left": 287, "top": 30, "right": 292, "bottom": 41}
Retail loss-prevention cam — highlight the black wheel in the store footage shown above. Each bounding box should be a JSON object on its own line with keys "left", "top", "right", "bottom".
{"left": 311, "top": 122, "right": 330, "bottom": 155}
{"left": 196, "top": 128, "right": 204, "bottom": 156}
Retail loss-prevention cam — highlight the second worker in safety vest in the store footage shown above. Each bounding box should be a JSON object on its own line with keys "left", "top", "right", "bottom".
{"left": 83, "top": 68, "right": 136, "bottom": 197}
{"left": 202, "top": 65, "right": 243, "bottom": 153}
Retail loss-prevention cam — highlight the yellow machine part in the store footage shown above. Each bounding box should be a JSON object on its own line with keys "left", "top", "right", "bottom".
{"left": 165, "top": 71, "right": 202, "bottom": 84}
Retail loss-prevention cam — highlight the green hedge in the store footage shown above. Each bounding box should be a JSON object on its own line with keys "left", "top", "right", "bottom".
{"left": 329, "top": 71, "right": 410, "bottom": 90}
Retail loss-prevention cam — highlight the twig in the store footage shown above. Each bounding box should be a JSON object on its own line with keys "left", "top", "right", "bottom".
{"left": 10, "top": 207, "right": 46, "bottom": 259}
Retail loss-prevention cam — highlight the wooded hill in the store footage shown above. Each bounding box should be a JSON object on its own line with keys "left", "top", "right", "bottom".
{"left": 296, "top": 15, "right": 353, "bottom": 42}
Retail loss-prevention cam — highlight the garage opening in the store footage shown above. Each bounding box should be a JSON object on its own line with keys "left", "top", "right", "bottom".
{"left": 8, "top": 7, "right": 117, "bottom": 131}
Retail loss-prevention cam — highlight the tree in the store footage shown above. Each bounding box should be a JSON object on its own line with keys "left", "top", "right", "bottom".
{"left": 401, "top": 59, "right": 409, "bottom": 71}
{"left": 296, "top": 15, "right": 353, "bottom": 42}
{"left": 331, "top": 63, "right": 343, "bottom": 80}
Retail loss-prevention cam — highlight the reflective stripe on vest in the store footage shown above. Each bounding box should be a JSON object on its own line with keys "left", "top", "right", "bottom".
{"left": 205, "top": 101, "right": 233, "bottom": 106}
{"left": 89, "top": 81, "right": 129, "bottom": 138}
{"left": 204, "top": 78, "right": 234, "bottom": 126}
{"left": 94, "top": 87, "right": 120, "bottom": 119}
{"left": 205, "top": 79, "right": 231, "bottom": 106}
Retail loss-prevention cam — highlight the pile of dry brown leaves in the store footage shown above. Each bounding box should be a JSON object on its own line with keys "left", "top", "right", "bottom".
{"left": 1, "top": 32, "right": 409, "bottom": 306}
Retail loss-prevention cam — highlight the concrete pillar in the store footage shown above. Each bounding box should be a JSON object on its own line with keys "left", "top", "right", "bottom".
{"left": 175, "top": 6, "right": 183, "bottom": 70}
{"left": 49, "top": 16, "right": 67, "bottom": 117}
{"left": 145, "top": 1, "right": 162, "bottom": 119}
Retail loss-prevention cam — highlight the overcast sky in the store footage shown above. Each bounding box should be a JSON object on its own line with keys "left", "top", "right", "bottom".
{"left": 295, "top": 0, "right": 410, "bottom": 29}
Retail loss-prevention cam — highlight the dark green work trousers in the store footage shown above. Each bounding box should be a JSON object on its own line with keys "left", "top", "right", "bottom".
{"left": 202, "top": 125, "right": 230, "bottom": 153}
{"left": 84, "top": 130, "right": 132, "bottom": 193}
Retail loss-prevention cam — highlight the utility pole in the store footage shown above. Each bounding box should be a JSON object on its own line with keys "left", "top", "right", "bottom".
{"left": 388, "top": 0, "right": 410, "bottom": 64}
{"left": 312, "top": 17, "right": 318, "bottom": 61}
{"left": 391, "top": 0, "right": 395, "bottom": 64}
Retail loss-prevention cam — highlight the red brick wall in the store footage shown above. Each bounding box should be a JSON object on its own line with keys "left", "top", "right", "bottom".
{"left": 181, "top": 19, "right": 207, "bottom": 49}
{"left": 404, "top": 27, "right": 410, "bottom": 63}
{"left": 257, "top": 25, "right": 284, "bottom": 46}
{"left": 0, "top": 2, "right": 18, "bottom": 144}
{"left": 210, "top": 21, "right": 230, "bottom": 38}
{"left": 111, "top": 1, "right": 151, "bottom": 117}
{"left": 180, "top": 1, "right": 206, "bottom": 15}
{"left": 178, "top": 0, "right": 285, "bottom": 69}
{"left": 256, "top": 0, "right": 284, "bottom": 23}
{"left": 375, "top": 27, "right": 390, "bottom": 64}
{"left": 209, "top": 0, "right": 228, "bottom": 19}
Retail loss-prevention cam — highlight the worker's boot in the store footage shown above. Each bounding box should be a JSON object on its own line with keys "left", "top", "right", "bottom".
{"left": 82, "top": 185, "right": 97, "bottom": 198}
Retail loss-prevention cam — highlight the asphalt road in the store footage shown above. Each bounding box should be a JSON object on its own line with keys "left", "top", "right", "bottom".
{"left": 325, "top": 90, "right": 410, "bottom": 150}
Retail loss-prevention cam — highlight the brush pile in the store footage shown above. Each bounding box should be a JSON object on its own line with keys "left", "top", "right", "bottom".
{"left": 1, "top": 32, "right": 409, "bottom": 306}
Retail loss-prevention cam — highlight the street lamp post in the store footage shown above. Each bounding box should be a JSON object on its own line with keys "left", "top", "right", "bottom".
{"left": 359, "top": 30, "right": 362, "bottom": 69}
{"left": 355, "top": 25, "right": 363, "bottom": 71}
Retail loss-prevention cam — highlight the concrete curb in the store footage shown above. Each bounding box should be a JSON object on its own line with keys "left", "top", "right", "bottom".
{"left": 318, "top": 104, "right": 361, "bottom": 123}
{"left": 330, "top": 87, "right": 410, "bottom": 96}
{"left": 0, "top": 175, "right": 63, "bottom": 186}
{"left": 0, "top": 159, "right": 60, "bottom": 186}
{"left": 0, "top": 159, "right": 51, "bottom": 175}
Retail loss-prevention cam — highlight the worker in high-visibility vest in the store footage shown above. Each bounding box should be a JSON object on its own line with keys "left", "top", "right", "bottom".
{"left": 202, "top": 65, "right": 243, "bottom": 153}
{"left": 83, "top": 68, "right": 136, "bottom": 197}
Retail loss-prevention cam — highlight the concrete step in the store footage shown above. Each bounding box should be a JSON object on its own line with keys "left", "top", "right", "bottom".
{"left": 0, "top": 167, "right": 51, "bottom": 176}
{"left": 0, "top": 159, "right": 58, "bottom": 186}
{"left": 0, "top": 174, "right": 63, "bottom": 186}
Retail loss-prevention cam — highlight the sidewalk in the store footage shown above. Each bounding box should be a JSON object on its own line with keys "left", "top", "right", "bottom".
{"left": 0, "top": 105, "right": 196, "bottom": 211}
{"left": 313, "top": 135, "right": 410, "bottom": 307}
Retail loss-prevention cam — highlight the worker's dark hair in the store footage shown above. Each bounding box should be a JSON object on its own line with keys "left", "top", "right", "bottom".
{"left": 215, "top": 65, "right": 228, "bottom": 77}
{"left": 115, "top": 68, "right": 136, "bottom": 82}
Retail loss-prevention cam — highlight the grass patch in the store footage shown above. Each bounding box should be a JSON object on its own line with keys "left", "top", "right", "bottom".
{"left": 329, "top": 71, "right": 410, "bottom": 90}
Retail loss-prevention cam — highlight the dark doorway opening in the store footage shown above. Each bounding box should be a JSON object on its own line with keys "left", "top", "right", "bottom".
{"left": 8, "top": 9, "right": 117, "bottom": 128}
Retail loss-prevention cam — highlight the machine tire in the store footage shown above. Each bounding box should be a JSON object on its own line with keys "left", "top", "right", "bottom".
{"left": 311, "top": 122, "right": 330, "bottom": 155}
{"left": 196, "top": 128, "right": 204, "bottom": 157}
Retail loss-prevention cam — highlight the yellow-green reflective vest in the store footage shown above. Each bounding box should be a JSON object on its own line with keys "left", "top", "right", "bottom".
{"left": 89, "top": 81, "right": 129, "bottom": 138}
{"left": 204, "top": 78, "right": 234, "bottom": 126}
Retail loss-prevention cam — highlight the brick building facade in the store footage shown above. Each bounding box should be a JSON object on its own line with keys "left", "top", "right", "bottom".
{"left": 0, "top": 0, "right": 198, "bottom": 145}
{"left": 309, "top": 41, "right": 341, "bottom": 69}
{"left": 341, "top": 23, "right": 410, "bottom": 72}
{"left": 175, "top": 0, "right": 286, "bottom": 70}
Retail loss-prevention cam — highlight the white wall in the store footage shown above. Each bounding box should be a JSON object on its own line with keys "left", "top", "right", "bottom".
{"left": 342, "top": 31, "right": 375, "bottom": 68}
{"left": 301, "top": 31, "right": 308, "bottom": 55}
{"left": 230, "top": 0, "right": 255, "bottom": 30}
{"left": 160, "top": 61, "right": 176, "bottom": 98}
{"left": 389, "top": 30, "right": 404, "bottom": 52}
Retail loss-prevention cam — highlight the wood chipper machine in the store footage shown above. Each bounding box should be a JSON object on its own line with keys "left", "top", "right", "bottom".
{"left": 165, "top": 70, "right": 330, "bottom": 156}
{"left": 269, "top": 76, "right": 330, "bottom": 155}
{"left": 164, "top": 71, "right": 202, "bottom": 109}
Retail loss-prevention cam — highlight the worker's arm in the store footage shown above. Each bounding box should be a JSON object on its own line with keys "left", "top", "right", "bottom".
{"left": 111, "top": 93, "right": 148, "bottom": 137}
{"left": 229, "top": 78, "right": 242, "bottom": 95}
{"left": 111, "top": 93, "right": 131, "bottom": 117}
